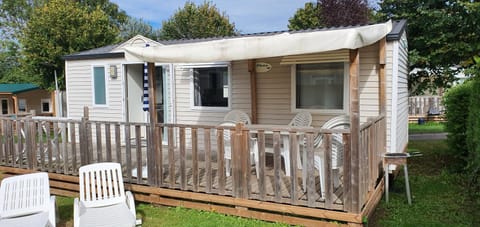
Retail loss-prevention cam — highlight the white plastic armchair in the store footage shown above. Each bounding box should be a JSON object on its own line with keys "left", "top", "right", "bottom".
{"left": 223, "top": 110, "right": 251, "bottom": 124}
{"left": 74, "top": 162, "right": 141, "bottom": 227}
{"left": 282, "top": 111, "right": 313, "bottom": 176}
{"left": 0, "top": 172, "right": 56, "bottom": 227}
{"left": 219, "top": 122, "right": 259, "bottom": 178}
{"left": 221, "top": 110, "right": 259, "bottom": 178}
{"left": 310, "top": 115, "right": 350, "bottom": 198}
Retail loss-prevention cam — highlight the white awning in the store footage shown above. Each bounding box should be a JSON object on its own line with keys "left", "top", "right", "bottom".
{"left": 123, "top": 21, "right": 392, "bottom": 63}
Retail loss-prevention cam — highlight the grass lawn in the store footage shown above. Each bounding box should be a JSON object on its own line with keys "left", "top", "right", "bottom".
{"left": 369, "top": 140, "right": 479, "bottom": 226}
{"left": 408, "top": 122, "right": 446, "bottom": 134}
{"left": 56, "top": 197, "right": 289, "bottom": 227}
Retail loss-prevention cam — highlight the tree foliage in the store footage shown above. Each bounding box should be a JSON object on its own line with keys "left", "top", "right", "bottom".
{"left": 288, "top": 2, "right": 322, "bottom": 30}
{"left": 20, "top": 0, "right": 119, "bottom": 90}
{"left": 159, "top": 1, "right": 237, "bottom": 40}
{"left": 377, "top": 0, "right": 480, "bottom": 94}
{"left": 288, "top": 0, "right": 370, "bottom": 30}
{"left": 319, "top": 0, "right": 369, "bottom": 27}
{"left": 120, "top": 17, "right": 159, "bottom": 41}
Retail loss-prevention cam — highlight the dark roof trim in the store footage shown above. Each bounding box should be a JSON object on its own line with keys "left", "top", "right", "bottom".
{"left": 63, "top": 52, "right": 124, "bottom": 60}
{"left": 386, "top": 20, "right": 407, "bottom": 41}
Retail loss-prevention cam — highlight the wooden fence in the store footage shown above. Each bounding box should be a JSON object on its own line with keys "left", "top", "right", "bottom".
{"left": 408, "top": 96, "right": 444, "bottom": 116}
{"left": 0, "top": 110, "right": 387, "bottom": 224}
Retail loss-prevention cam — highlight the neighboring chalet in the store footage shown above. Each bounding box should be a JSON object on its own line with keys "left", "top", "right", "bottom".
{"left": 0, "top": 83, "right": 54, "bottom": 116}
{"left": 0, "top": 20, "right": 408, "bottom": 226}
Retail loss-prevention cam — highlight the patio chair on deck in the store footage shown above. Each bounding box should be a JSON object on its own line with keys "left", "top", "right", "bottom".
{"left": 223, "top": 110, "right": 251, "bottom": 125}
{"left": 74, "top": 162, "right": 141, "bottom": 227}
{"left": 0, "top": 172, "right": 56, "bottom": 227}
{"left": 221, "top": 110, "right": 259, "bottom": 178}
{"left": 282, "top": 111, "right": 312, "bottom": 176}
{"left": 307, "top": 115, "right": 349, "bottom": 198}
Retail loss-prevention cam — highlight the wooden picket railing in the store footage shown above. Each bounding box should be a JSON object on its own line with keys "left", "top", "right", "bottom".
{"left": 0, "top": 110, "right": 386, "bottom": 216}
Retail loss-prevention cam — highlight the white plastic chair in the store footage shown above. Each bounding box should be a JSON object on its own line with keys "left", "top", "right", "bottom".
{"left": 0, "top": 172, "right": 56, "bottom": 227}
{"left": 74, "top": 162, "right": 141, "bottom": 227}
{"left": 307, "top": 115, "right": 350, "bottom": 198}
{"left": 282, "top": 111, "right": 313, "bottom": 176}
{"left": 223, "top": 110, "right": 251, "bottom": 125}
{"left": 221, "top": 110, "right": 259, "bottom": 178}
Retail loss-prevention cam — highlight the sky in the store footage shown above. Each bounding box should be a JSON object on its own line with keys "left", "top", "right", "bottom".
{"left": 109, "top": 0, "right": 314, "bottom": 33}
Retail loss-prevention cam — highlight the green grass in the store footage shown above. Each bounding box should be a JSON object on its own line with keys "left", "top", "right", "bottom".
{"left": 408, "top": 122, "right": 446, "bottom": 134}
{"left": 56, "top": 197, "right": 289, "bottom": 227}
{"left": 369, "top": 140, "right": 479, "bottom": 226}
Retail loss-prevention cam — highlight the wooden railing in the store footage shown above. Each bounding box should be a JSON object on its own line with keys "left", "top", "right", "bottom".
{"left": 359, "top": 116, "right": 386, "bottom": 208}
{"left": 0, "top": 112, "right": 386, "bottom": 213}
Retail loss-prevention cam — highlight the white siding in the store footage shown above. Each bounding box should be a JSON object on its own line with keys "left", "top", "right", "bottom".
{"left": 396, "top": 32, "right": 409, "bottom": 152}
{"left": 386, "top": 31, "right": 409, "bottom": 153}
{"left": 359, "top": 43, "right": 380, "bottom": 122}
{"left": 65, "top": 58, "right": 125, "bottom": 122}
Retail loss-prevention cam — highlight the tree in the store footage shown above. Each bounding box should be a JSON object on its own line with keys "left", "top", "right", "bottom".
{"left": 77, "top": 0, "right": 128, "bottom": 27}
{"left": 288, "top": 0, "right": 370, "bottom": 30}
{"left": 288, "top": 2, "right": 322, "bottom": 30}
{"left": 319, "top": 0, "right": 369, "bottom": 27}
{"left": 20, "top": 0, "right": 119, "bottom": 90}
{"left": 377, "top": 0, "right": 480, "bottom": 94}
{"left": 119, "top": 17, "right": 159, "bottom": 41}
{"left": 0, "top": 0, "right": 35, "bottom": 83}
{"left": 159, "top": 1, "right": 237, "bottom": 40}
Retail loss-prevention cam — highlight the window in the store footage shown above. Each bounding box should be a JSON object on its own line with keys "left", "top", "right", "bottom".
{"left": 18, "top": 99, "right": 26, "bottom": 112}
{"left": 192, "top": 66, "right": 229, "bottom": 108}
{"left": 293, "top": 62, "right": 348, "bottom": 112}
{"left": 1, "top": 99, "right": 8, "bottom": 114}
{"left": 41, "top": 99, "right": 51, "bottom": 113}
{"left": 93, "top": 66, "right": 107, "bottom": 105}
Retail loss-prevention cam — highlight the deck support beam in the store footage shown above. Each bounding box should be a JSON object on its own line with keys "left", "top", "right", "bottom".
{"left": 349, "top": 49, "right": 361, "bottom": 213}
{"left": 248, "top": 60, "right": 257, "bottom": 124}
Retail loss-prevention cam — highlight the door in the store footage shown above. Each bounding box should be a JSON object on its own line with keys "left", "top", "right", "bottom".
{"left": 126, "top": 64, "right": 145, "bottom": 123}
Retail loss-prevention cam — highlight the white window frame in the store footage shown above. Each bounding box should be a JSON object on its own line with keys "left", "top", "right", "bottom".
{"left": 291, "top": 62, "right": 350, "bottom": 114}
{"left": 18, "top": 99, "right": 27, "bottom": 112}
{"left": 186, "top": 63, "right": 232, "bottom": 111}
{"left": 41, "top": 98, "right": 51, "bottom": 113}
{"left": 91, "top": 65, "right": 109, "bottom": 107}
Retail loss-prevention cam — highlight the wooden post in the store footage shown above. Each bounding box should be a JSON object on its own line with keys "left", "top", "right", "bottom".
{"left": 233, "top": 123, "right": 248, "bottom": 198}
{"left": 12, "top": 95, "right": 17, "bottom": 115}
{"left": 378, "top": 38, "right": 387, "bottom": 115}
{"left": 349, "top": 49, "right": 361, "bottom": 213}
{"left": 147, "top": 63, "right": 157, "bottom": 125}
{"left": 80, "top": 106, "right": 89, "bottom": 165}
{"left": 248, "top": 60, "right": 257, "bottom": 124}
{"left": 147, "top": 63, "right": 158, "bottom": 185}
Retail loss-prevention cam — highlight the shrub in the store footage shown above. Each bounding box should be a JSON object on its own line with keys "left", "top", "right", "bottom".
{"left": 467, "top": 76, "right": 480, "bottom": 188}
{"left": 443, "top": 80, "right": 473, "bottom": 170}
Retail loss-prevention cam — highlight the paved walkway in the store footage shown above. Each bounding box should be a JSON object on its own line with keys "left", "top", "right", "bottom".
{"left": 409, "top": 132, "right": 448, "bottom": 141}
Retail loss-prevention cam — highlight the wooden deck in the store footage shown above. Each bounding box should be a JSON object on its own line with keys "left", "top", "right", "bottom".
{"left": 0, "top": 113, "right": 387, "bottom": 226}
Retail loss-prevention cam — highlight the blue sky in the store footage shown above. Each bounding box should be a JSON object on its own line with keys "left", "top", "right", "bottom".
{"left": 110, "top": 0, "right": 314, "bottom": 33}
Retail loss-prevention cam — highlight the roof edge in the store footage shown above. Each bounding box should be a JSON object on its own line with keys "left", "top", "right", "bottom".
{"left": 63, "top": 52, "right": 124, "bottom": 61}
{"left": 386, "top": 19, "right": 407, "bottom": 41}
